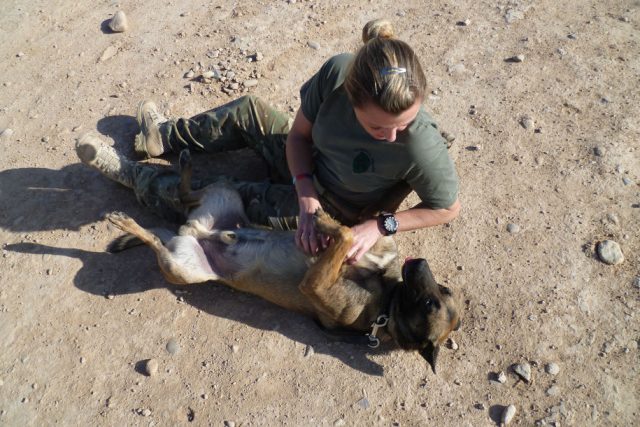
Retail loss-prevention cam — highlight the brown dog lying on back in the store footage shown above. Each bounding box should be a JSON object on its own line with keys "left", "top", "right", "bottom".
{"left": 106, "top": 150, "right": 461, "bottom": 373}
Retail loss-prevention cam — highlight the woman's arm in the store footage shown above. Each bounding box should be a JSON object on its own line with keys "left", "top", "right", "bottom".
{"left": 286, "top": 109, "right": 326, "bottom": 255}
{"left": 346, "top": 199, "right": 461, "bottom": 264}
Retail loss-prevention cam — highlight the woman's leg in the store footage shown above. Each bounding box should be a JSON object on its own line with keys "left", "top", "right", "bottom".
{"left": 140, "top": 95, "right": 292, "bottom": 183}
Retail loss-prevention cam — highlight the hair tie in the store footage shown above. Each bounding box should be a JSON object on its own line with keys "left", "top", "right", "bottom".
{"left": 380, "top": 67, "right": 407, "bottom": 76}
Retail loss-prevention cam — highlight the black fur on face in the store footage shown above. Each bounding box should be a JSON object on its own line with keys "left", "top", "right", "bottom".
{"left": 388, "top": 258, "right": 460, "bottom": 374}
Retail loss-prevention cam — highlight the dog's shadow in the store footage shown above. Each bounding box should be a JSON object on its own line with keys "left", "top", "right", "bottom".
{"left": 7, "top": 240, "right": 389, "bottom": 375}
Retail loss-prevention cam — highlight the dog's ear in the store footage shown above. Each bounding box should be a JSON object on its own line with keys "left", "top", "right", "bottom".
{"left": 419, "top": 341, "right": 440, "bottom": 374}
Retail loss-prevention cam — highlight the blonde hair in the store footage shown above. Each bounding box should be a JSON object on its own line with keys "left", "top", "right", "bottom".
{"left": 344, "top": 19, "right": 427, "bottom": 114}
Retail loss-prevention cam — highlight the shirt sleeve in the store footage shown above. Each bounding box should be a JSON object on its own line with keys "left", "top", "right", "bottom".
{"left": 405, "top": 123, "right": 459, "bottom": 209}
{"left": 299, "top": 53, "right": 353, "bottom": 123}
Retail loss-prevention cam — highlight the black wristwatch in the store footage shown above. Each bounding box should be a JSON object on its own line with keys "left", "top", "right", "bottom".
{"left": 378, "top": 212, "right": 399, "bottom": 236}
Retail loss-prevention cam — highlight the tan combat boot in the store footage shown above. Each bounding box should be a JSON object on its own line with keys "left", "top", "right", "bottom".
{"left": 134, "top": 100, "right": 167, "bottom": 158}
{"left": 76, "top": 132, "right": 137, "bottom": 189}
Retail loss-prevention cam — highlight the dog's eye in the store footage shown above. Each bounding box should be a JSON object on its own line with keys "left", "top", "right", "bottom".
{"left": 424, "top": 298, "right": 433, "bottom": 307}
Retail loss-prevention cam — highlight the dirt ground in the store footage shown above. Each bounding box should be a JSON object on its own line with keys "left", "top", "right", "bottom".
{"left": 1, "top": 0, "right": 638, "bottom": 425}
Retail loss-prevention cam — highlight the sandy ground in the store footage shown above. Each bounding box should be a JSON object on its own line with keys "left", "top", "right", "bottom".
{"left": 1, "top": 0, "right": 638, "bottom": 425}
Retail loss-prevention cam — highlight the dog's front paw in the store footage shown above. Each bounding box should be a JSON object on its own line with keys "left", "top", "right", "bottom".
{"left": 313, "top": 209, "right": 347, "bottom": 238}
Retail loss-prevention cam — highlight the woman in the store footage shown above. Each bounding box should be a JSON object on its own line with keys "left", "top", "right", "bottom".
{"left": 77, "top": 19, "right": 460, "bottom": 263}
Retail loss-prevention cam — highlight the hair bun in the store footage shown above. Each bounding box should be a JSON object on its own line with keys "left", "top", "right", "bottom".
{"left": 362, "top": 19, "right": 395, "bottom": 43}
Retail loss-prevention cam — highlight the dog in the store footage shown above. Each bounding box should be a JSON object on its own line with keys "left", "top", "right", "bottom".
{"left": 106, "top": 150, "right": 461, "bottom": 373}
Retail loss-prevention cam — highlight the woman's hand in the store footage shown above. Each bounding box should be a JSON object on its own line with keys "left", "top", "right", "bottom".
{"left": 296, "top": 195, "right": 327, "bottom": 255}
{"left": 346, "top": 219, "right": 382, "bottom": 264}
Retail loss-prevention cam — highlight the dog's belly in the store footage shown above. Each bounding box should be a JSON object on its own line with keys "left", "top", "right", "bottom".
{"left": 198, "top": 229, "right": 315, "bottom": 312}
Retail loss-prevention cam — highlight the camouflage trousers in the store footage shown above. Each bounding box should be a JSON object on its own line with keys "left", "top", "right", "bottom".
{"left": 132, "top": 95, "right": 300, "bottom": 226}
{"left": 131, "top": 95, "right": 411, "bottom": 227}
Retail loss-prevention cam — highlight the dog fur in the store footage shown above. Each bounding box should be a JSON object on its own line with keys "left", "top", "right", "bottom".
{"left": 106, "top": 151, "right": 461, "bottom": 372}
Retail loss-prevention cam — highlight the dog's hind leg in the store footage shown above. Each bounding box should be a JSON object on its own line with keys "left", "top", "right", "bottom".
{"left": 107, "top": 212, "right": 218, "bottom": 285}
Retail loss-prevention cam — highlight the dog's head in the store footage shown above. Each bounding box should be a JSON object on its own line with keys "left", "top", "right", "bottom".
{"left": 388, "top": 258, "right": 461, "bottom": 374}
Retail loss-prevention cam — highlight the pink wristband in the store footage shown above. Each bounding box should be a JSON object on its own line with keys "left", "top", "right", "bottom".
{"left": 292, "top": 173, "right": 313, "bottom": 184}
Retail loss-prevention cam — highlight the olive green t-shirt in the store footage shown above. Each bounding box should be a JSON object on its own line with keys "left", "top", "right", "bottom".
{"left": 300, "top": 53, "right": 459, "bottom": 210}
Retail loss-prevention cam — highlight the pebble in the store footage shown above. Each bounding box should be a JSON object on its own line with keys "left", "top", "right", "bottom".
{"left": 166, "top": 338, "right": 180, "bottom": 355}
{"left": 99, "top": 45, "right": 118, "bottom": 62}
{"left": 633, "top": 277, "right": 640, "bottom": 289}
{"left": 229, "top": 82, "right": 240, "bottom": 91}
{"left": 596, "top": 240, "right": 624, "bottom": 265}
{"left": 142, "top": 358, "right": 159, "bottom": 376}
{"left": 17, "top": 51, "right": 25, "bottom": 57}
{"left": 497, "top": 371, "right": 507, "bottom": 383}
{"left": 304, "top": 345, "right": 314, "bottom": 357}
{"left": 501, "top": 404, "right": 516, "bottom": 425}
{"left": 513, "top": 362, "right": 531, "bottom": 383}
{"left": 447, "top": 338, "right": 459, "bottom": 350}
{"left": 141, "top": 408, "right": 151, "bottom": 417}
{"left": 0, "top": 128, "right": 14, "bottom": 140}
{"left": 307, "top": 41, "right": 320, "bottom": 50}
{"left": 456, "top": 19, "right": 471, "bottom": 26}
{"left": 546, "top": 385, "right": 560, "bottom": 396}
{"left": 357, "top": 397, "right": 370, "bottom": 409}
{"left": 184, "top": 70, "right": 195, "bottom": 79}
{"left": 224, "top": 421, "right": 236, "bottom": 427}
{"left": 545, "top": 362, "right": 560, "bottom": 375}
{"left": 231, "top": 344, "right": 239, "bottom": 353}
{"left": 506, "top": 54, "right": 525, "bottom": 63}
{"left": 334, "top": 419, "right": 346, "bottom": 426}
{"left": 80, "top": 357, "right": 86, "bottom": 364}
{"left": 244, "top": 79, "right": 258, "bottom": 87}
{"left": 622, "top": 177, "right": 633, "bottom": 185}
{"left": 108, "top": 11, "right": 129, "bottom": 33}
{"left": 448, "top": 63, "right": 466, "bottom": 75}
{"left": 520, "top": 115, "right": 535, "bottom": 129}
{"left": 593, "top": 146, "right": 604, "bottom": 156}
{"left": 506, "top": 223, "right": 520, "bottom": 233}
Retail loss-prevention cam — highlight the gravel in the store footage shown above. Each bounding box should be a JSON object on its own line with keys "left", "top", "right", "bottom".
{"left": 596, "top": 240, "right": 624, "bottom": 265}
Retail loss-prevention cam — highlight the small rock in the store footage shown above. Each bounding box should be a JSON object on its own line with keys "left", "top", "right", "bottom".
{"left": 507, "top": 223, "right": 520, "bottom": 233}
{"left": 593, "top": 146, "right": 604, "bottom": 156}
{"left": 41, "top": 136, "right": 49, "bottom": 143}
{"left": 0, "top": 128, "right": 14, "bottom": 140}
{"left": 520, "top": 115, "right": 535, "bottom": 129}
{"left": 622, "top": 177, "right": 633, "bottom": 185}
{"left": 497, "top": 371, "right": 507, "bottom": 384}
{"left": 357, "top": 397, "right": 370, "bottom": 409}
{"left": 545, "top": 363, "right": 560, "bottom": 375}
{"left": 546, "top": 385, "right": 560, "bottom": 396}
{"left": 142, "top": 358, "right": 159, "bottom": 376}
{"left": 184, "top": 70, "right": 195, "bottom": 79}
{"left": 304, "top": 345, "right": 314, "bottom": 357}
{"left": 307, "top": 41, "right": 320, "bottom": 50}
{"left": 141, "top": 408, "right": 151, "bottom": 417}
{"left": 229, "top": 82, "right": 239, "bottom": 91}
{"left": 99, "top": 45, "right": 118, "bottom": 62}
{"left": 224, "top": 421, "right": 236, "bottom": 427}
{"left": 447, "top": 338, "right": 459, "bottom": 350}
{"left": 333, "top": 418, "right": 346, "bottom": 426}
{"left": 456, "top": 19, "right": 471, "bottom": 26}
{"left": 244, "top": 79, "right": 258, "bottom": 88}
{"left": 619, "top": 16, "right": 630, "bottom": 23}
{"left": 513, "top": 362, "right": 531, "bottom": 383}
{"left": 108, "top": 11, "right": 129, "bottom": 33}
{"left": 80, "top": 357, "right": 86, "bottom": 364}
{"left": 17, "top": 51, "right": 25, "bottom": 57}
{"left": 597, "top": 240, "right": 624, "bottom": 265}
{"left": 106, "top": 294, "right": 115, "bottom": 300}
{"left": 448, "top": 63, "right": 466, "bottom": 75}
{"left": 506, "top": 54, "right": 525, "bottom": 63}
{"left": 633, "top": 277, "right": 640, "bottom": 289}
{"left": 501, "top": 404, "right": 516, "bottom": 425}
{"left": 231, "top": 344, "right": 239, "bottom": 353}
{"left": 166, "top": 338, "right": 180, "bottom": 355}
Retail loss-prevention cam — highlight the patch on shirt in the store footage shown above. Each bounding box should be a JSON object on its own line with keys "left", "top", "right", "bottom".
{"left": 352, "top": 150, "right": 374, "bottom": 173}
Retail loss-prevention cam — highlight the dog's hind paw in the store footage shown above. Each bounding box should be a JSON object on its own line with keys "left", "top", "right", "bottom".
{"left": 106, "top": 211, "right": 135, "bottom": 231}
{"left": 178, "top": 149, "right": 192, "bottom": 170}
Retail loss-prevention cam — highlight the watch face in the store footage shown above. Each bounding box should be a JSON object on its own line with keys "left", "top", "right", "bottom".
{"left": 383, "top": 215, "right": 398, "bottom": 233}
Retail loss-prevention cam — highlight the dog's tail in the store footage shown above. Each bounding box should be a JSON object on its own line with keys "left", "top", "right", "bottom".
{"left": 107, "top": 228, "right": 176, "bottom": 253}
